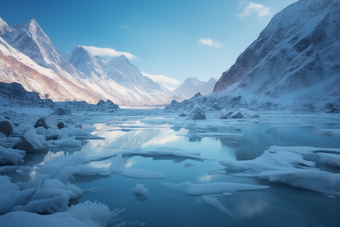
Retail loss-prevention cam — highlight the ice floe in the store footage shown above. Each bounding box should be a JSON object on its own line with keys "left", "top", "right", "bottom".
{"left": 110, "top": 153, "right": 166, "bottom": 179}
{"left": 218, "top": 146, "right": 340, "bottom": 196}
{"left": 314, "top": 129, "right": 340, "bottom": 137}
{"left": 0, "top": 200, "right": 125, "bottom": 227}
{"left": 0, "top": 146, "right": 25, "bottom": 165}
{"left": 159, "top": 181, "right": 268, "bottom": 196}
{"left": 131, "top": 183, "right": 149, "bottom": 201}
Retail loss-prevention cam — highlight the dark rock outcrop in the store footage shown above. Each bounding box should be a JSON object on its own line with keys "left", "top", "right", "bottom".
{"left": 34, "top": 116, "right": 57, "bottom": 129}
{"left": 324, "top": 102, "right": 339, "bottom": 113}
{"left": 0, "top": 120, "right": 13, "bottom": 137}
{"left": 51, "top": 108, "right": 72, "bottom": 115}
{"left": 14, "top": 135, "right": 49, "bottom": 153}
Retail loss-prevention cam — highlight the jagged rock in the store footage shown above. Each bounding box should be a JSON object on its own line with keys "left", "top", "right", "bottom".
{"left": 57, "top": 122, "right": 66, "bottom": 129}
{"left": 0, "top": 120, "right": 13, "bottom": 137}
{"left": 217, "top": 110, "right": 232, "bottom": 119}
{"left": 187, "top": 105, "right": 206, "bottom": 120}
{"left": 179, "top": 113, "right": 187, "bottom": 117}
{"left": 14, "top": 130, "right": 49, "bottom": 153}
{"left": 218, "top": 108, "right": 259, "bottom": 119}
{"left": 190, "top": 92, "right": 202, "bottom": 100}
{"left": 170, "top": 100, "right": 179, "bottom": 105}
{"left": 231, "top": 112, "right": 244, "bottom": 119}
{"left": 104, "top": 99, "right": 119, "bottom": 109}
{"left": 324, "top": 103, "right": 339, "bottom": 113}
{"left": 51, "top": 108, "right": 72, "bottom": 115}
{"left": 97, "top": 100, "right": 105, "bottom": 106}
{"left": 34, "top": 116, "right": 57, "bottom": 129}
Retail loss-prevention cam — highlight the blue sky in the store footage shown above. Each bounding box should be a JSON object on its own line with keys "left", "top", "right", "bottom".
{"left": 0, "top": 0, "right": 297, "bottom": 90}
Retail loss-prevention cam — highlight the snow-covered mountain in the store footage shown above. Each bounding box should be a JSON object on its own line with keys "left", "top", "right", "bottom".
{"left": 0, "top": 37, "right": 100, "bottom": 103}
{"left": 173, "top": 77, "right": 216, "bottom": 99}
{"left": 68, "top": 47, "right": 173, "bottom": 105}
{"left": 0, "top": 17, "right": 174, "bottom": 106}
{"left": 1, "top": 18, "right": 84, "bottom": 81}
{"left": 213, "top": 0, "right": 340, "bottom": 111}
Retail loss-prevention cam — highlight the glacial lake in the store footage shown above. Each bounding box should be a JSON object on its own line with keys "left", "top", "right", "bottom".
{"left": 70, "top": 112, "right": 340, "bottom": 227}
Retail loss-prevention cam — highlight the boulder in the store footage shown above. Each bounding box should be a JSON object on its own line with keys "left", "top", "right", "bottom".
{"left": 187, "top": 105, "right": 206, "bottom": 120}
{"left": 190, "top": 92, "right": 202, "bottom": 100}
{"left": 0, "top": 120, "right": 13, "bottom": 137}
{"left": 51, "top": 108, "right": 72, "bottom": 115}
{"left": 57, "top": 122, "right": 66, "bottom": 129}
{"left": 34, "top": 116, "right": 57, "bottom": 129}
{"left": 179, "top": 113, "right": 187, "bottom": 117}
{"left": 324, "top": 102, "right": 339, "bottom": 113}
{"left": 14, "top": 129, "right": 49, "bottom": 153}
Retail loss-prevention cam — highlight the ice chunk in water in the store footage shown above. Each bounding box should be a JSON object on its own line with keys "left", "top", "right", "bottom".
{"left": 200, "top": 194, "right": 233, "bottom": 216}
{"left": 0, "top": 146, "right": 25, "bottom": 165}
{"left": 111, "top": 153, "right": 166, "bottom": 179}
{"left": 131, "top": 183, "right": 149, "bottom": 201}
{"left": 159, "top": 181, "right": 268, "bottom": 196}
{"left": 0, "top": 201, "right": 125, "bottom": 227}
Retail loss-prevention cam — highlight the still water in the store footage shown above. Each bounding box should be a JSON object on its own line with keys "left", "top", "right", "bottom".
{"left": 75, "top": 113, "right": 340, "bottom": 227}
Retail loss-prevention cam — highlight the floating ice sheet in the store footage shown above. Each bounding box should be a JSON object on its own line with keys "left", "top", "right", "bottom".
{"left": 159, "top": 181, "right": 268, "bottom": 196}
{"left": 314, "top": 129, "right": 340, "bottom": 137}
{"left": 0, "top": 201, "right": 125, "bottom": 227}
{"left": 219, "top": 146, "right": 340, "bottom": 196}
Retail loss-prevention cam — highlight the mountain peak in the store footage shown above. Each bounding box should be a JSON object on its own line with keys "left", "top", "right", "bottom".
{"left": 116, "top": 55, "right": 130, "bottom": 63}
{"left": 0, "top": 17, "right": 13, "bottom": 35}
{"left": 74, "top": 46, "right": 91, "bottom": 55}
{"left": 106, "top": 54, "right": 132, "bottom": 69}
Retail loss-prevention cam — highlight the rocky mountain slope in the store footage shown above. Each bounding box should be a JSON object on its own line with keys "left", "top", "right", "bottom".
{"left": 212, "top": 0, "right": 340, "bottom": 111}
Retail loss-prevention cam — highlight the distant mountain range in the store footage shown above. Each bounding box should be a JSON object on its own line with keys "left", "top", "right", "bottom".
{"left": 0, "top": 17, "right": 174, "bottom": 106}
{"left": 172, "top": 77, "right": 216, "bottom": 100}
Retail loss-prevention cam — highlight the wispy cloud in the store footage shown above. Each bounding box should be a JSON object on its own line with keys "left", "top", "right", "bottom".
{"left": 81, "top": 46, "right": 135, "bottom": 59}
{"left": 142, "top": 72, "right": 180, "bottom": 91}
{"left": 121, "top": 25, "right": 130, "bottom": 29}
{"left": 238, "top": 1, "right": 270, "bottom": 19}
{"left": 198, "top": 38, "right": 222, "bottom": 48}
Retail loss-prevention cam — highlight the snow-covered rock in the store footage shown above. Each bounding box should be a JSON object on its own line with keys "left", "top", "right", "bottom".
{"left": 0, "top": 146, "right": 25, "bottom": 165}
{"left": 187, "top": 105, "right": 206, "bottom": 120}
{"left": 131, "top": 183, "right": 149, "bottom": 201}
{"left": 34, "top": 116, "right": 58, "bottom": 129}
{"left": 13, "top": 129, "right": 49, "bottom": 153}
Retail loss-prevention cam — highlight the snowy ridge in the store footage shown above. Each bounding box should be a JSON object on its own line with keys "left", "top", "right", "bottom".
{"left": 212, "top": 0, "right": 340, "bottom": 111}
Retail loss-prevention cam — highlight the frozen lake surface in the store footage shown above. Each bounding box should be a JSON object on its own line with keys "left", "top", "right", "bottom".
{"left": 1, "top": 109, "right": 340, "bottom": 227}
{"left": 74, "top": 112, "right": 340, "bottom": 227}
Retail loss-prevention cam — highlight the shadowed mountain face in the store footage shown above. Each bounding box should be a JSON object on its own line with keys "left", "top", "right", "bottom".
{"left": 214, "top": 0, "right": 340, "bottom": 109}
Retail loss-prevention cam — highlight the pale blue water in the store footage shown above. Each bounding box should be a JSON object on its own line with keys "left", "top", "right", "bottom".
{"left": 75, "top": 114, "right": 340, "bottom": 227}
